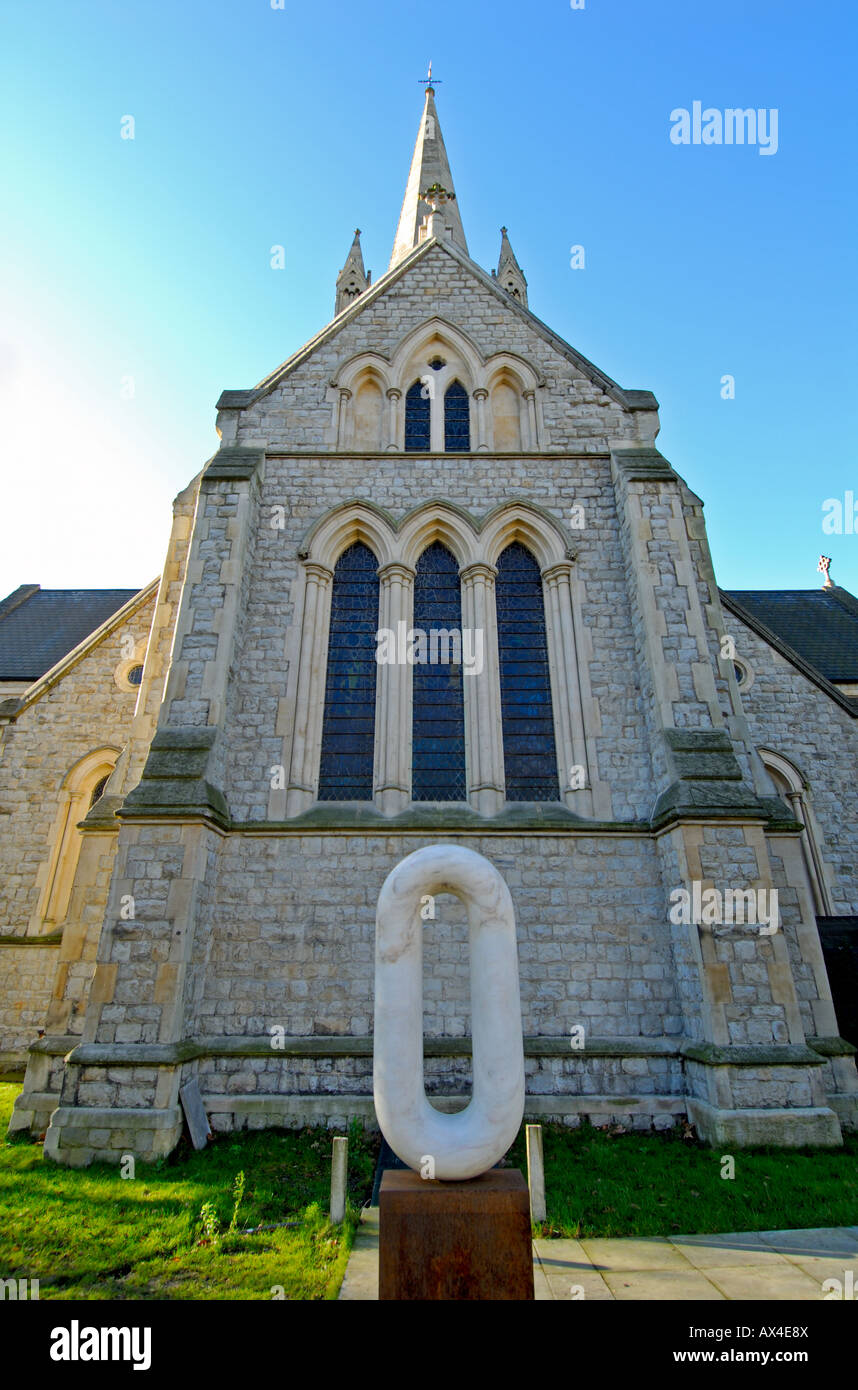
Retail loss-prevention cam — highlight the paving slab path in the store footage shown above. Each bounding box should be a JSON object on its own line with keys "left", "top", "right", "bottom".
{"left": 338, "top": 1212, "right": 858, "bottom": 1301}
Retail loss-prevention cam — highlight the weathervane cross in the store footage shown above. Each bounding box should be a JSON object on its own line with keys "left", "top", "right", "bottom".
{"left": 419, "top": 61, "right": 442, "bottom": 89}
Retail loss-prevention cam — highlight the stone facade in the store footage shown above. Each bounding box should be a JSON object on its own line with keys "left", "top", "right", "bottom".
{"left": 4, "top": 89, "right": 857, "bottom": 1159}
{"left": 0, "top": 588, "right": 156, "bottom": 1073}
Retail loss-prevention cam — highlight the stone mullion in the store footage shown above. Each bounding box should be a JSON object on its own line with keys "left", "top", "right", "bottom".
{"left": 460, "top": 563, "right": 504, "bottom": 816}
{"left": 336, "top": 389, "right": 352, "bottom": 449}
{"left": 542, "top": 563, "right": 592, "bottom": 816}
{"left": 523, "top": 389, "right": 538, "bottom": 449}
{"left": 473, "top": 389, "right": 489, "bottom": 451}
{"left": 385, "top": 388, "right": 401, "bottom": 451}
{"left": 286, "top": 563, "right": 333, "bottom": 816}
{"left": 429, "top": 391, "right": 443, "bottom": 452}
{"left": 374, "top": 563, "right": 414, "bottom": 815}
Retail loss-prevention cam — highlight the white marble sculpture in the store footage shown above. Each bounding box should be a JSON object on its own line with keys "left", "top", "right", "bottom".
{"left": 373, "top": 844, "right": 525, "bottom": 1181}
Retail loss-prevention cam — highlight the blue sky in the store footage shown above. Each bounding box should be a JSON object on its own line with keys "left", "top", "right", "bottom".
{"left": 1, "top": 0, "right": 855, "bottom": 597}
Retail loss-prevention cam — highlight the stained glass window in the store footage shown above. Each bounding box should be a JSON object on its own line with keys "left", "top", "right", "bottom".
{"left": 405, "top": 379, "right": 431, "bottom": 452}
{"left": 444, "top": 380, "right": 470, "bottom": 452}
{"left": 89, "top": 775, "right": 109, "bottom": 809}
{"left": 496, "top": 543, "right": 560, "bottom": 801}
{"left": 317, "top": 542, "right": 379, "bottom": 801}
{"left": 128, "top": 664, "right": 143, "bottom": 686}
{"left": 412, "top": 542, "right": 466, "bottom": 801}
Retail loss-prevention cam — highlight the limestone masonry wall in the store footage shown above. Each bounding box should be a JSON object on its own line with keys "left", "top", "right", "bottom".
{"left": 0, "top": 595, "right": 155, "bottom": 936}
{"left": 237, "top": 245, "right": 640, "bottom": 455}
{"left": 726, "top": 612, "right": 858, "bottom": 914}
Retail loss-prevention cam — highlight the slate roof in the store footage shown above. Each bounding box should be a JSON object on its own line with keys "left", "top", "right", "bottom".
{"left": 0, "top": 586, "right": 140, "bottom": 681}
{"left": 722, "top": 586, "right": 858, "bottom": 684}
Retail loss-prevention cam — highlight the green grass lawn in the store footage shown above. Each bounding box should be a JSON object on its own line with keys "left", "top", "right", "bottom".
{"left": 507, "top": 1120, "right": 858, "bottom": 1239}
{"left": 0, "top": 1084, "right": 379, "bottom": 1300}
{"left": 3, "top": 1083, "right": 857, "bottom": 1299}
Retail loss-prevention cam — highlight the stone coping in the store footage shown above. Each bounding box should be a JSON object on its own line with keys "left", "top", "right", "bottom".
{"left": 28, "top": 1034, "right": 80, "bottom": 1056}
{"left": 113, "top": 806, "right": 806, "bottom": 835}
{"left": 806, "top": 1035, "right": 857, "bottom": 1057}
{"left": 0, "top": 931, "right": 62, "bottom": 948}
{"left": 62, "top": 1035, "right": 676, "bottom": 1066}
{"left": 682, "top": 1042, "right": 826, "bottom": 1068}
{"left": 202, "top": 1094, "right": 687, "bottom": 1118}
{"left": 120, "top": 800, "right": 648, "bottom": 834}
{"left": 48, "top": 1105, "right": 181, "bottom": 1132}
{"left": 47, "top": 1034, "right": 846, "bottom": 1068}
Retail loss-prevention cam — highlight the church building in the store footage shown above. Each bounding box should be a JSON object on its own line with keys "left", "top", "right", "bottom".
{"left": 2, "top": 84, "right": 857, "bottom": 1163}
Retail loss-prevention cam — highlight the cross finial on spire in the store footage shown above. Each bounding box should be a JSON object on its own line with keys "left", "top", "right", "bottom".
{"left": 818, "top": 555, "right": 834, "bottom": 589}
{"left": 419, "top": 61, "right": 441, "bottom": 93}
{"left": 389, "top": 71, "right": 467, "bottom": 268}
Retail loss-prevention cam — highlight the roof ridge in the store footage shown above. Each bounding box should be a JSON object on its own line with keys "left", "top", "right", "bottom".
{"left": 0, "top": 584, "right": 39, "bottom": 624}
{"left": 827, "top": 584, "right": 858, "bottom": 619}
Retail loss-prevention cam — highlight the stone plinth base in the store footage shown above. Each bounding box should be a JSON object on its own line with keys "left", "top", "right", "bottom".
{"left": 827, "top": 1093, "right": 858, "bottom": 1133}
{"left": 378, "top": 1168, "right": 534, "bottom": 1301}
{"left": 687, "top": 1098, "right": 842, "bottom": 1148}
{"left": 43, "top": 1106, "right": 184, "bottom": 1167}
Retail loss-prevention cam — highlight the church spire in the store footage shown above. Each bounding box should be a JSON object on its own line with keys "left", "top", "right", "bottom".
{"left": 389, "top": 74, "right": 468, "bottom": 270}
{"left": 335, "top": 229, "right": 370, "bottom": 316}
{"left": 494, "top": 227, "right": 528, "bottom": 307}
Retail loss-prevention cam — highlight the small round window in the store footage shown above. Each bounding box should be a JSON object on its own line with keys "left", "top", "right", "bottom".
{"left": 114, "top": 657, "right": 145, "bottom": 691}
{"left": 732, "top": 659, "right": 753, "bottom": 691}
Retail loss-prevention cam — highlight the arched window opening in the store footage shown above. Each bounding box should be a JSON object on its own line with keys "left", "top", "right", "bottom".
{"left": 318, "top": 542, "right": 380, "bottom": 800}
{"left": 405, "top": 380, "right": 431, "bottom": 452}
{"left": 89, "top": 775, "right": 110, "bottom": 808}
{"left": 412, "top": 542, "right": 466, "bottom": 801}
{"left": 491, "top": 379, "right": 522, "bottom": 452}
{"left": 761, "top": 750, "right": 832, "bottom": 917}
{"left": 444, "top": 380, "right": 470, "bottom": 452}
{"left": 496, "top": 542, "right": 560, "bottom": 801}
{"left": 38, "top": 750, "right": 118, "bottom": 931}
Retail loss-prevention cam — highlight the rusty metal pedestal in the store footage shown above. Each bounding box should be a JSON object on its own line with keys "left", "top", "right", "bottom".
{"left": 378, "top": 1168, "right": 534, "bottom": 1300}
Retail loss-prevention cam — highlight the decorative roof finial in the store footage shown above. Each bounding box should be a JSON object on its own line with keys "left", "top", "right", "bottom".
{"left": 419, "top": 61, "right": 441, "bottom": 95}
{"left": 818, "top": 555, "right": 834, "bottom": 589}
{"left": 334, "top": 228, "right": 369, "bottom": 317}
{"left": 496, "top": 226, "right": 528, "bottom": 307}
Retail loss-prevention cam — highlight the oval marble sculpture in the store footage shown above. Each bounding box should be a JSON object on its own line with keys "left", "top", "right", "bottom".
{"left": 373, "top": 844, "right": 525, "bottom": 1181}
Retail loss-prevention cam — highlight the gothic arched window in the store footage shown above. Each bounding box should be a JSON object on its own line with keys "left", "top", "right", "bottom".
{"left": 89, "top": 775, "right": 110, "bottom": 808}
{"left": 317, "top": 542, "right": 379, "bottom": 800}
{"left": 496, "top": 542, "right": 560, "bottom": 801}
{"left": 412, "top": 542, "right": 466, "bottom": 801}
{"left": 444, "top": 380, "right": 470, "bottom": 451}
{"left": 404, "top": 380, "right": 431, "bottom": 452}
